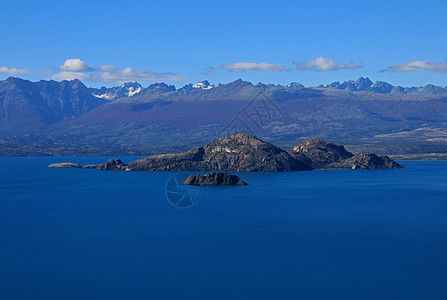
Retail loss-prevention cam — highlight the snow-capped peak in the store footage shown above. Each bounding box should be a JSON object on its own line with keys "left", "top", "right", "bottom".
{"left": 179, "top": 80, "right": 214, "bottom": 91}
{"left": 192, "top": 81, "right": 214, "bottom": 90}
{"left": 91, "top": 82, "right": 142, "bottom": 101}
{"left": 127, "top": 86, "right": 142, "bottom": 97}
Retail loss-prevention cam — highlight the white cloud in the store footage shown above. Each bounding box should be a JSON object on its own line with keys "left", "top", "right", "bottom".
{"left": 384, "top": 60, "right": 447, "bottom": 73}
{"left": 51, "top": 61, "right": 187, "bottom": 83}
{"left": 98, "top": 67, "right": 187, "bottom": 82}
{"left": 0, "top": 66, "right": 32, "bottom": 75}
{"left": 220, "top": 62, "right": 291, "bottom": 72}
{"left": 97, "top": 64, "right": 118, "bottom": 72}
{"left": 294, "top": 56, "right": 362, "bottom": 72}
{"left": 51, "top": 71, "right": 94, "bottom": 81}
{"left": 2, "top": 58, "right": 187, "bottom": 83}
{"left": 59, "top": 58, "right": 94, "bottom": 72}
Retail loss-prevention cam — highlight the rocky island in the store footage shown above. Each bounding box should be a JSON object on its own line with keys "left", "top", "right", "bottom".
{"left": 48, "top": 163, "right": 83, "bottom": 168}
{"left": 182, "top": 173, "right": 248, "bottom": 186}
{"left": 48, "top": 133, "right": 404, "bottom": 171}
{"left": 288, "top": 137, "right": 403, "bottom": 169}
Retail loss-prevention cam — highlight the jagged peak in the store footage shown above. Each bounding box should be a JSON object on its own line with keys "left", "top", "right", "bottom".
{"left": 180, "top": 80, "right": 214, "bottom": 91}
{"left": 5, "top": 76, "right": 22, "bottom": 82}
{"left": 356, "top": 76, "right": 372, "bottom": 82}
{"left": 371, "top": 80, "right": 393, "bottom": 87}
{"left": 223, "top": 78, "right": 253, "bottom": 87}
{"left": 120, "top": 81, "right": 142, "bottom": 88}
{"left": 3, "top": 76, "right": 29, "bottom": 85}
{"left": 146, "top": 82, "right": 176, "bottom": 91}
{"left": 287, "top": 82, "right": 305, "bottom": 88}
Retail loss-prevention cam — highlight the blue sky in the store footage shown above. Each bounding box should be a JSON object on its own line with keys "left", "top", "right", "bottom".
{"left": 1, "top": 0, "right": 447, "bottom": 88}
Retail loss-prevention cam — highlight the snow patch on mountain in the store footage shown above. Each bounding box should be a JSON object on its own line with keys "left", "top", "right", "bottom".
{"left": 93, "top": 93, "right": 114, "bottom": 100}
{"left": 192, "top": 81, "right": 213, "bottom": 90}
{"left": 127, "top": 86, "right": 142, "bottom": 97}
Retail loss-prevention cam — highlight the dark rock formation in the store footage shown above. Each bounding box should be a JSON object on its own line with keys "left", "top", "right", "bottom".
{"left": 201, "top": 133, "right": 310, "bottom": 172}
{"left": 289, "top": 137, "right": 353, "bottom": 169}
{"left": 127, "top": 133, "right": 311, "bottom": 172}
{"left": 127, "top": 147, "right": 208, "bottom": 171}
{"left": 47, "top": 162, "right": 82, "bottom": 168}
{"left": 289, "top": 137, "right": 403, "bottom": 169}
{"left": 83, "top": 164, "right": 98, "bottom": 169}
{"left": 182, "top": 173, "right": 248, "bottom": 186}
{"left": 48, "top": 133, "right": 404, "bottom": 172}
{"left": 95, "top": 159, "right": 127, "bottom": 170}
{"left": 327, "top": 153, "right": 404, "bottom": 169}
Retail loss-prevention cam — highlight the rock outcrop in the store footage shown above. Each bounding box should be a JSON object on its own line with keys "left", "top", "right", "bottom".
{"left": 95, "top": 159, "right": 127, "bottom": 170}
{"left": 326, "top": 153, "right": 404, "bottom": 169}
{"left": 289, "top": 137, "right": 403, "bottom": 169}
{"left": 127, "top": 133, "right": 311, "bottom": 172}
{"left": 83, "top": 164, "right": 98, "bottom": 169}
{"left": 289, "top": 137, "right": 353, "bottom": 169}
{"left": 48, "top": 133, "right": 404, "bottom": 172}
{"left": 47, "top": 163, "right": 82, "bottom": 168}
{"left": 182, "top": 173, "right": 248, "bottom": 186}
{"left": 127, "top": 147, "right": 208, "bottom": 171}
{"left": 201, "top": 133, "right": 310, "bottom": 172}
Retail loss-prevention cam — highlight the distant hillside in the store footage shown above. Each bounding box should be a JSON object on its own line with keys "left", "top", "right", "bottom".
{"left": 0, "top": 77, "right": 107, "bottom": 132}
{"left": 45, "top": 88, "right": 447, "bottom": 148}
{"left": 2, "top": 76, "right": 447, "bottom": 156}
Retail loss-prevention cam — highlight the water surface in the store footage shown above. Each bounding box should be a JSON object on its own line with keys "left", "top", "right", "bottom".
{"left": 0, "top": 157, "right": 446, "bottom": 299}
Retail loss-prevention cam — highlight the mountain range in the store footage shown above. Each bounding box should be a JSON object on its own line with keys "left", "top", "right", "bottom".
{"left": 0, "top": 77, "right": 107, "bottom": 131}
{"left": 87, "top": 77, "right": 447, "bottom": 102}
{"left": 319, "top": 77, "right": 447, "bottom": 95}
{"left": 1, "top": 76, "right": 447, "bottom": 156}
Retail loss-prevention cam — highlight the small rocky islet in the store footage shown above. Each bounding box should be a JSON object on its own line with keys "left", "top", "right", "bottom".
{"left": 182, "top": 173, "right": 248, "bottom": 186}
{"left": 48, "top": 133, "right": 404, "bottom": 185}
{"left": 48, "top": 162, "right": 83, "bottom": 168}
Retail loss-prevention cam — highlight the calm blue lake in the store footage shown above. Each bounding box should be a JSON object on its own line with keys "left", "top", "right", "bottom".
{"left": 0, "top": 157, "right": 446, "bottom": 299}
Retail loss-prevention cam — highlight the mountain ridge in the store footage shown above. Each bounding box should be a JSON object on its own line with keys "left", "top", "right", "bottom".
{"left": 4, "top": 76, "right": 447, "bottom": 105}
{"left": 111, "top": 76, "right": 447, "bottom": 99}
{"left": 0, "top": 77, "right": 107, "bottom": 131}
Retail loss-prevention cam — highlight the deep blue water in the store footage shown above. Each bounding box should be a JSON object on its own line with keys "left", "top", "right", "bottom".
{"left": 0, "top": 157, "right": 446, "bottom": 299}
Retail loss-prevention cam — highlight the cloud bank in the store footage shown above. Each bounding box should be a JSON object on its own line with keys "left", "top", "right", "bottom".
{"left": 294, "top": 56, "right": 362, "bottom": 72}
{"left": 59, "top": 58, "right": 94, "bottom": 72}
{"left": 384, "top": 60, "right": 447, "bottom": 73}
{"left": 51, "top": 71, "right": 93, "bottom": 81}
{"left": 220, "top": 62, "right": 291, "bottom": 72}
{"left": 51, "top": 58, "right": 187, "bottom": 83}
{"left": 0, "top": 66, "right": 32, "bottom": 75}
